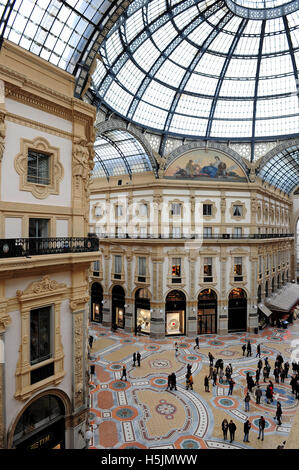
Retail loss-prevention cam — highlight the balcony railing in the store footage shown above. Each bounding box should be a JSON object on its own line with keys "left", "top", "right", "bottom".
{"left": 0, "top": 237, "right": 99, "bottom": 258}
{"left": 97, "top": 233, "right": 294, "bottom": 240}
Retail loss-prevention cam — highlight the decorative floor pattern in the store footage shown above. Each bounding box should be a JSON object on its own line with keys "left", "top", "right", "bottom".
{"left": 87, "top": 322, "right": 299, "bottom": 449}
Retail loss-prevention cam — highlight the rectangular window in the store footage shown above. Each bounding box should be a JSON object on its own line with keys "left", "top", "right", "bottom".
{"left": 171, "top": 203, "right": 181, "bottom": 216}
{"left": 172, "top": 258, "right": 181, "bottom": 283}
{"left": 115, "top": 205, "right": 123, "bottom": 218}
{"left": 203, "top": 204, "right": 212, "bottom": 216}
{"left": 139, "top": 204, "right": 148, "bottom": 217}
{"left": 233, "top": 227, "right": 242, "bottom": 238}
{"left": 234, "top": 257, "right": 243, "bottom": 281}
{"left": 203, "top": 257, "right": 213, "bottom": 282}
{"left": 27, "top": 150, "right": 50, "bottom": 185}
{"left": 140, "top": 226, "right": 147, "bottom": 238}
{"left": 114, "top": 255, "right": 122, "bottom": 279}
{"left": 29, "top": 218, "right": 49, "bottom": 238}
{"left": 138, "top": 257, "right": 146, "bottom": 277}
{"left": 93, "top": 260, "right": 100, "bottom": 276}
{"left": 30, "top": 306, "right": 51, "bottom": 365}
{"left": 172, "top": 226, "right": 181, "bottom": 238}
{"left": 203, "top": 227, "right": 212, "bottom": 238}
{"left": 233, "top": 205, "right": 242, "bottom": 217}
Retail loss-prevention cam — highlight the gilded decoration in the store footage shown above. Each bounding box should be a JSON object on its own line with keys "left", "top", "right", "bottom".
{"left": 15, "top": 276, "right": 67, "bottom": 401}
{"left": 14, "top": 136, "right": 64, "bottom": 199}
{"left": 72, "top": 137, "right": 95, "bottom": 200}
{"left": 0, "top": 106, "right": 6, "bottom": 162}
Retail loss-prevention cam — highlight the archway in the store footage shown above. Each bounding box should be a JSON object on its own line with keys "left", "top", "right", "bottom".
{"left": 228, "top": 288, "right": 247, "bottom": 332}
{"left": 277, "top": 274, "right": 281, "bottom": 289}
{"left": 265, "top": 281, "right": 269, "bottom": 298}
{"left": 197, "top": 289, "right": 217, "bottom": 334}
{"left": 90, "top": 282, "right": 103, "bottom": 323}
{"left": 12, "top": 394, "right": 66, "bottom": 449}
{"left": 135, "top": 288, "right": 151, "bottom": 334}
{"left": 271, "top": 278, "right": 275, "bottom": 293}
{"left": 112, "top": 285, "right": 125, "bottom": 329}
{"left": 165, "top": 290, "right": 186, "bottom": 335}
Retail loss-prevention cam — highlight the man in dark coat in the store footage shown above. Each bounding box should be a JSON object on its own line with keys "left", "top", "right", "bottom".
{"left": 133, "top": 352, "right": 136, "bottom": 367}
{"left": 256, "top": 344, "right": 261, "bottom": 358}
{"left": 275, "top": 402, "right": 282, "bottom": 425}
{"left": 208, "top": 352, "right": 214, "bottom": 366}
{"left": 89, "top": 335, "right": 94, "bottom": 350}
{"left": 166, "top": 374, "right": 172, "bottom": 391}
{"left": 247, "top": 340, "right": 252, "bottom": 357}
{"left": 194, "top": 337, "right": 199, "bottom": 350}
{"left": 228, "top": 420, "right": 237, "bottom": 443}
{"left": 257, "top": 416, "right": 265, "bottom": 441}
{"left": 171, "top": 372, "right": 177, "bottom": 391}
{"left": 242, "top": 344, "right": 246, "bottom": 356}
{"left": 137, "top": 351, "right": 141, "bottom": 367}
{"left": 255, "top": 385, "right": 262, "bottom": 404}
{"left": 243, "top": 419, "right": 251, "bottom": 442}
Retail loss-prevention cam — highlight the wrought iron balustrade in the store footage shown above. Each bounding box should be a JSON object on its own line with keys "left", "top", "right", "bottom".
{"left": 97, "top": 233, "right": 294, "bottom": 240}
{"left": 0, "top": 237, "right": 99, "bottom": 258}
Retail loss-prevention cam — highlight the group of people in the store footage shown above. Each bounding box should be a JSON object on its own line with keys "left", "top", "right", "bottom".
{"left": 221, "top": 416, "right": 266, "bottom": 443}
{"left": 204, "top": 354, "right": 235, "bottom": 393}
{"left": 166, "top": 372, "right": 178, "bottom": 391}
{"left": 132, "top": 351, "right": 141, "bottom": 367}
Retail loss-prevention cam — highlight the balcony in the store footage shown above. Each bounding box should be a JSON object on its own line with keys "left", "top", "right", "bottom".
{"left": 0, "top": 237, "right": 99, "bottom": 258}
{"left": 96, "top": 233, "right": 294, "bottom": 240}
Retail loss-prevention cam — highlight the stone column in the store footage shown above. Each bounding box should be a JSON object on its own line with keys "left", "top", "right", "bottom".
{"left": 186, "top": 250, "right": 197, "bottom": 337}
{"left": 219, "top": 248, "right": 228, "bottom": 334}
{"left": 248, "top": 248, "right": 259, "bottom": 333}
{"left": 102, "top": 250, "right": 111, "bottom": 326}
{"left": 125, "top": 250, "right": 133, "bottom": 332}
{"left": 220, "top": 193, "right": 226, "bottom": 235}
{"left": 150, "top": 249, "right": 165, "bottom": 338}
{"left": 0, "top": 297, "right": 11, "bottom": 449}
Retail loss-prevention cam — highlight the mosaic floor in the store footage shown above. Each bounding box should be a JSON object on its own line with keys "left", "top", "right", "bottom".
{"left": 87, "top": 320, "right": 299, "bottom": 450}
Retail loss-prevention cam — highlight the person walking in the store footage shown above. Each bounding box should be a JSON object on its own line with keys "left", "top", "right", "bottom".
{"left": 257, "top": 416, "right": 266, "bottom": 441}
{"left": 188, "top": 373, "right": 194, "bottom": 390}
{"left": 266, "top": 363, "right": 271, "bottom": 379}
{"left": 266, "top": 385, "right": 272, "bottom": 404}
{"left": 255, "top": 368, "right": 260, "bottom": 386}
{"left": 228, "top": 378, "right": 235, "bottom": 396}
{"left": 212, "top": 368, "right": 217, "bottom": 386}
{"left": 208, "top": 364, "right": 214, "bottom": 379}
{"left": 166, "top": 374, "right": 172, "bottom": 391}
{"left": 90, "top": 364, "right": 95, "bottom": 381}
{"left": 280, "top": 368, "right": 285, "bottom": 383}
{"left": 88, "top": 335, "right": 94, "bottom": 350}
{"left": 275, "top": 401, "right": 282, "bottom": 425}
{"left": 248, "top": 375, "right": 255, "bottom": 393}
{"left": 247, "top": 340, "right": 252, "bottom": 357}
{"left": 274, "top": 366, "right": 280, "bottom": 384}
{"left": 222, "top": 419, "right": 229, "bottom": 440}
{"left": 132, "top": 352, "right": 136, "bottom": 367}
{"left": 204, "top": 375, "right": 210, "bottom": 392}
{"left": 225, "top": 365, "right": 231, "bottom": 383}
{"left": 219, "top": 368, "right": 224, "bottom": 384}
{"left": 215, "top": 359, "right": 221, "bottom": 374}
{"left": 171, "top": 372, "right": 177, "bottom": 391}
{"left": 290, "top": 374, "right": 296, "bottom": 394}
{"left": 137, "top": 351, "right": 141, "bottom": 367}
{"left": 194, "top": 337, "right": 199, "bottom": 350}
{"left": 244, "top": 392, "right": 251, "bottom": 412}
{"left": 208, "top": 352, "right": 214, "bottom": 366}
{"left": 255, "top": 385, "right": 262, "bottom": 404}
{"left": 243, "top": 419, "right": 251, "bottom": 443}
{"left": 187, "top": 363, "right": 192, "bottom": 375}
{"left": 284, "top": 361, "right": 289, "bottom": 378}
{"left": 121, "top": 364, "right": 127, "bottom": 381}
{"left": 242, "top": 344, "right": 246, "bottom": 356}
{"left": 175, "top": 343, "right": 179, "bottom": 357}
{"left": 257, "top": 359, "right": 263, "bottom": 373}
{"left": 256, "top": 344, "right": 261, "bottom": 358}
{"left": 228, "top": 420, "right": 237, "bottom": 443}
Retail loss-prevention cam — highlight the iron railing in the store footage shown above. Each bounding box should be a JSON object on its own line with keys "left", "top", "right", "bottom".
{"left": 97, "top": 233, "right": 294, "bottom": 240}
{"left": 0, "top": 237, "right": 99, "bottom": 258}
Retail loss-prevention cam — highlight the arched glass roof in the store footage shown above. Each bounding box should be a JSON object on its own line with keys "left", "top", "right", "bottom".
{"left": 0, "top": 0, "right": 119, "bottom": 96}
{"left": 92, "top": 0, "right": 299, "bottom": 142}
{"left": 92, "top": 129, "right": 155, "bottom": 179}
{"left": 258, "top": 146, "right": 299, "bottom": 193}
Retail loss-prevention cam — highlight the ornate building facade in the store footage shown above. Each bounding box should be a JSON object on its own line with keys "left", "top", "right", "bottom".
{"left": 0, "top": 42, "right": 98, "bottom": 449}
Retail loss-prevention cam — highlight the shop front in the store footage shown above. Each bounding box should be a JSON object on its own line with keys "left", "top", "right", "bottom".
{"left": 90, "top": 282, "right": 103, "bottom": 323}
{"left": 135, "top": 288, "right": 151, "bottom": 334}
{"left": 12, "top": 394, "right": 65, "bottom": 449}
{"left": 197, "top": 289, "right": 217, "bottom": 334}
{"left": 228, "top": 288, "right": 247, "bottom": 332}
{"left": 165, "top": 290, "right": 186, "bottom": 336}
{"left": 112, "top": 285, "right": 125, "bottom": 329}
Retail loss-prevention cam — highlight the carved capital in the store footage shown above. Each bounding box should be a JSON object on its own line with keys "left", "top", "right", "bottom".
{"left": 70, "top": 296, "right": 89, "bottom": 312}
{"left": 0, "top": 300, "right": 11, "bottom": 333}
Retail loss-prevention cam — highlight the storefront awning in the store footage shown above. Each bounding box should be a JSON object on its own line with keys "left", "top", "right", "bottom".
{"left": 265, "top": 283, "right": 299, "bottom": 312}
{"left": 258, "top": 303, "right": 272, "bottom": 317}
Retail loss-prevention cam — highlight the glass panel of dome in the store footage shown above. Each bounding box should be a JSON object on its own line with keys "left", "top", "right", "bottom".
{"left": 169, "top": 115, "right": 208, "bottom": 135}
{"left": 208, "top": 31, "right": 235, "bottom": 54}
{"left": 147, "top": 0, "right": 167, "bottom": 22}
{"left": 168, "top": 41, "right": 198, "bottom": 68}
{"left": 195, "top": 53, "right": 226, "bottom": 76}
{"left": 256, "top": 96, "right": 298, "bottom": 118}
{"left": 210, "top": 119, "right": 252, "bottom": 138}
{"left": 134, "top": 101, "right": 168, "bottom": 129}
{"left": 154, "top": 60, "right": 186, "bottom": 87}
{"left": 104, "top": 82, "right": 133, "bottom": 116}
{"left": 176, "top": 95, "right": 212, "bottom": 117}
{"left": 125, "top": 7, "right": 145, "bottom": 44}
{"left": 213, "top": 99, "right": 253, "bottom": 118}
{"left": 185, "top": 74, "right": 218, "bottom": 95}
{"left": 173, "top": 5, "right": 200, "bottom": 30}
{"left": 187, "top": 22, "right": 214, "bottom": 46}
{"left": 105, "top": 30, "right": 123, "bottom": 64}
{"left": 255, "top": 116, "right": 298, "bottom": 137}
{"left": 225, "top": 58, "right": 257, "bottom": 79}
{"left": 151, "top": 21, "right": 178, "bottom": 51}
{"left": 258, "top": 75, "right": 296, "bottom": 96}
{"left": 133, "top": 37, "right": 160, "bottom": 72}
{"left": 259, "top": 54, "right": 292, "bottom": 78}
{"left": 117, "top": 61, "right": 145, "bottom": 94}
{"left": 219, "top": 79, "right": 255, "bottom": 97}
{"left": 142, "top": 81, "right": 176, "bottom": 109}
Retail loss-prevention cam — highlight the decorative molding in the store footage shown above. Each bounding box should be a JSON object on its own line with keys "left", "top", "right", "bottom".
{"left": 14, "top": 136, "right": 64, "bottom": 199}
{"left": 6, "top": 112, "right": 72, "bottom": 141}
{"left": 16, "top": 276, "right": 67, "bottom": 301}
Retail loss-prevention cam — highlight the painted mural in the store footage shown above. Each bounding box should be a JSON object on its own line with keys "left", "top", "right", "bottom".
{"left": 164, "top": 149, "right": 247, "bottom": 182}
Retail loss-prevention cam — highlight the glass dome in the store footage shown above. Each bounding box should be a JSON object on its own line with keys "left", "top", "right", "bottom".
{"left": 92, "top": 0, "right": 299, "bottom": 141}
